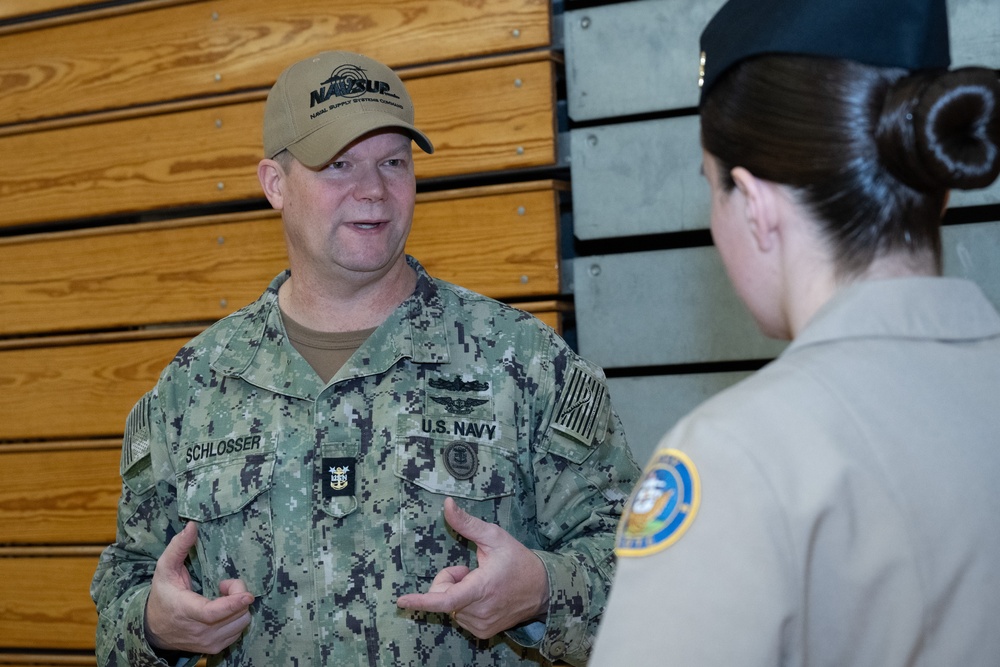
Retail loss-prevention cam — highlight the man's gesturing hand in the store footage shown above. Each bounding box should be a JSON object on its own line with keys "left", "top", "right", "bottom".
{"left": 396, "top": 497, "right": 550, "bottom": 638}
{"left": 144, "top": 522, "right": 254, "bottom": 654}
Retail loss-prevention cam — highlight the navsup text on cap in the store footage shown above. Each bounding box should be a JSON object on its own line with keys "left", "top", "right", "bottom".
{"left": 263, "top": 51, "right": 434, "bottom": 168}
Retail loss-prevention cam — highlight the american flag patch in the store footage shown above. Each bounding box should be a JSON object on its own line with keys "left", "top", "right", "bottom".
{"left": 553, "top": 364, "right": 608, "bottom": 446}
{"left": 121, "top": 394, "right": 152, "bottom": 474}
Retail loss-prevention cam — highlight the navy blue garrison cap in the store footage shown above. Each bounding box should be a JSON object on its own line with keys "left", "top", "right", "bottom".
{"left": 698, "top": 0, "right": 951, "bottom": 104}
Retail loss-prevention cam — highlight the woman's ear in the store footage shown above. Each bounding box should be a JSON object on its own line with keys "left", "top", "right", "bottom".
{"left": 257, "top": 158, "right": 286, "bottom": 210}
{"left": 731, "top": 166, "right": 780, "bottom": 253}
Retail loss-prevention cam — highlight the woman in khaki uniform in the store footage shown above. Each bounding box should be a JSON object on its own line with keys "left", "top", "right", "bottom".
{"left": 591, "top": 0, "right": 1000, "bottom": 664}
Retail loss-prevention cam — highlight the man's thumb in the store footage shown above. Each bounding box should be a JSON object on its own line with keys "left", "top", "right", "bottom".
{"left": 443, "top": 497, "right": 490, "bottom": 545}
{"left": 163, "top": 521, "right": 198, "bottom": 567}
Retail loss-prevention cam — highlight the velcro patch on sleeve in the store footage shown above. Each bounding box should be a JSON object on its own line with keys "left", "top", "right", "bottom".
{"left": 552, "top": 362, "right": 609, "bottom": 447}
{"left": 121, "top": 393, "right": 152, "bottom": 476}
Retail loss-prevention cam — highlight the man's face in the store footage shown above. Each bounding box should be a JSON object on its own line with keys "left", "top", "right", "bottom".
{"left": 271, "top": 130, "right": 417, "bottom": 285}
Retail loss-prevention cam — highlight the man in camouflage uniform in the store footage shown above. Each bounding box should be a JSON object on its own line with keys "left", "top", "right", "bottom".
{"left": 91, "top": 50, "right": 639, "bottom": 666}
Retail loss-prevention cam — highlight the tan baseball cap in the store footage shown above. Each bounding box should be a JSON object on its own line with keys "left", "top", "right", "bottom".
{"left": 263, "top": 51, "right": 434, "bottom": 168}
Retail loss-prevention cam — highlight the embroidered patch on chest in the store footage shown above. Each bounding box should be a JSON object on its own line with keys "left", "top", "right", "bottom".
{"left": 443, "top": 441, "right": 478, "bottom": 480}
{"left": 616, "top": 449, "right": 701, "bottom": 557}
{"left": 322, "top": 457, "right": 356, "bottom": 498}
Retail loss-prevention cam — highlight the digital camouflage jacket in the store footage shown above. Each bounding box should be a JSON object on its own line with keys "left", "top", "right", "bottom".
{"left": 92, "top": 257, "right": 639, "bottom": 667}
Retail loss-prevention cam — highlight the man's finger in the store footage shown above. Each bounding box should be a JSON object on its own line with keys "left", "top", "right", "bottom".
{"left": 196, "top": 589, "right": 255, "bottom": 625}
{"left": 396, "top": 566, "right": 475, "bottom": 612}
{"left": 219, "top": 578, "right": 252, "bottom": 597}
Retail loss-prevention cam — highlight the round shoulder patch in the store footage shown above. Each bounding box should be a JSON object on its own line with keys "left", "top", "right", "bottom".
{"left": 616, "top": 448, "right": 701, "bottom": 557}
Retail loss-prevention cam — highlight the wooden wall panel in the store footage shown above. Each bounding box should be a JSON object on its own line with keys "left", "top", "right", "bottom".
{"left": 0, "top": 555, "right": 99, "bottom": 650}
{"left": 0, "top": 57, "right": 557, "bottom": 229}
{"left": 0, "top": 445, "right": 119, "bottom": 545}
{"left": 0, "top": 0, "right": 550, "bottom": 125}
{"left": 0, "top": 337, "right": 187, "bottom": 441}
{"left": 0, "top": 181, "right": 562, "bottom": 337}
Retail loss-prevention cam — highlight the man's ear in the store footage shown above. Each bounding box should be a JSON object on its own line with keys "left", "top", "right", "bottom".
{"left": 731, "top": 166, "right": 779, "bottom": 253}
{"left": 257, "top": 159, "right": 286, "bottom": 210}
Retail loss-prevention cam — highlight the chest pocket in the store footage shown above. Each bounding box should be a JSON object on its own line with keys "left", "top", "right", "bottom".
{"left": 394, "top": 415, "right": 520, "bottom": 581}
{"left": 176, "top": 452, "right": 276, "bottom": 597}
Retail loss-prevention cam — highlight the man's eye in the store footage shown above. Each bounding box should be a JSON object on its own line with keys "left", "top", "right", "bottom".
{"left": 327, "top": 161, "right": 347, "bottom": 170}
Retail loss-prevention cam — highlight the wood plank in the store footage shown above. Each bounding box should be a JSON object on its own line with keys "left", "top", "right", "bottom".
{"left": 0, "top": 58, "right": 557, "bottom": 228}
{"left": 0, "top": 556, "right": 99, "bottom": 650}
{"left": 0, "top": 181, "right": 562, "bottom": 336}
{"left": 0, "top": 0, "right": 102, "bottom": 22}
{"left": 0, "top": 446, "right": 120, "bottom": 545}
{"left": 0, "top": 336, "right": 188, "bottom": 441}
{"left": 0, "top": 0, "right": 550, "bottom": 126}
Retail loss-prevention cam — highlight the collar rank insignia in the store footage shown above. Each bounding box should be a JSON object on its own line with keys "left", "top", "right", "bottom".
{"left": 616, "top": 448, "right": 701, "bottom": 557}
{"left": 322, "top": 457, "right": 356, "bottom": 498}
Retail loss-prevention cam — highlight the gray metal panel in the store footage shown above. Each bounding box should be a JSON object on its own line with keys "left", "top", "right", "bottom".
{"left": 610, "top": 372, "right": 751, "bottom": 464}
{"left": 949, "top": 177, "right": 1000, "bottom": 207}
{"left": 573, "top": 248, "right": 788, "bottom": 369}
{"left": 574, "top": 222, "right": 1000, "bottom": 370}
{"left": 950, "top": 0, "right": 1000, "bottom": 67}
{"left": 570, "top": 115, "right": 707, "bottom": 240}
{"left": 564, "top": 0, "right": 998, "bottom": 123}
{"left": 943, "top": 221, "right": 1000, "bottom": 308}
{"left": 564, "top": 0, "right": 726, "bottom": 121}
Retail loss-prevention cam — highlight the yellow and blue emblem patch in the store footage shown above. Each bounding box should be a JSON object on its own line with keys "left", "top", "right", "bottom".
{"left": 616, "top": 448, "right": 701, "bottom": 557}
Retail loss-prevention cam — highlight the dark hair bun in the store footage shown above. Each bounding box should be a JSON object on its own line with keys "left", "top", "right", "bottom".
{"left": 878, "top": 67, "right": 1000, "bottom": 191}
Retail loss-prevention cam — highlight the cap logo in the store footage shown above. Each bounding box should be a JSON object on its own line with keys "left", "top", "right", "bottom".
{"left": 309, "top": 64, "right": 401, "bottom": 114}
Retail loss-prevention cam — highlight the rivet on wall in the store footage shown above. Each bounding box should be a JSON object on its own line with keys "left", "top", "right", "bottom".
{"left": 511, "top": 28, "right": 521, "bottom": 38}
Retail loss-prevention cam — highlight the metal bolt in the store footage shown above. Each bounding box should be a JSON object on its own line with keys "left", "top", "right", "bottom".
{"left": 219, "top": 298, "right": 228, "bottom": 308}
{"left": 516, "top": 146, "right": 525, "bottom": 155}
{"left": 215, "top": 119, "right": 223, "bottom": 128}
{"left": 511, "top": 28, "right": 521, "bottom": 38}
{"left": 214, "top": 73, "right": 222, "bottom": 82}
{"left": 580, "top": 17, "right": 591, "bottom": 29}
{"left": 587, "top": 134, "right": 598, "bottom": 147}
{"left": 520, "top": 275, "right": 529, "bottom": 284}
{"left": 589, "top": 263, "right": 602, "bottom": 276}
{"left": 514, "top": 78, "right": 523, "bottom": 88}
{"left": 217, "top": 236, "right": 225, "bottom": 245}
{"left": 211, "top": 11, "right": 219, "bottom": 20}
{"left": 517, "top": 206, "right": 526, "bottom": 216}
{"left": 217, "top": 182, "right": 225, "bottom": 190}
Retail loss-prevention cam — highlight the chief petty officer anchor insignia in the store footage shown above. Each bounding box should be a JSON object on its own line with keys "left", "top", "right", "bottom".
{"left": 323, "top": 457, "right": 356, "bottom": 498}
